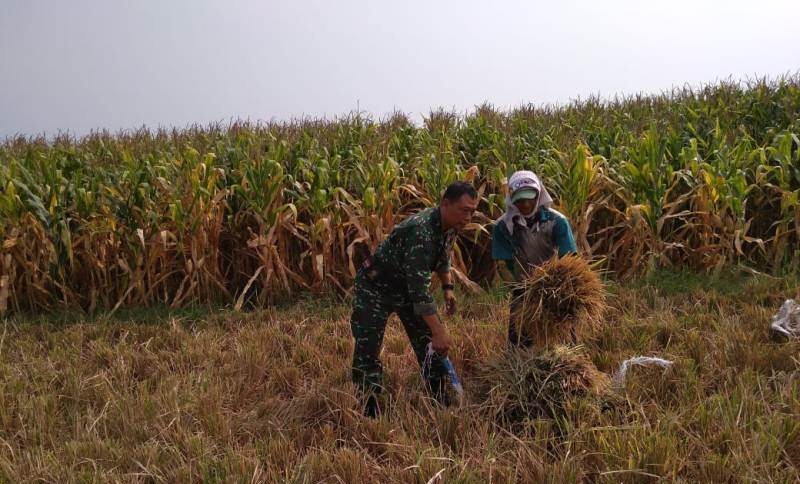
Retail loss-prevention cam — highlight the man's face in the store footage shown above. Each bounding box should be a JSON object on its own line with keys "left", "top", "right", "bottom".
{"left": 513, "top": 197, "right": 537, "bottom": 216}
{"left": 441, "top": 194, "right": 479, "bottom": 230}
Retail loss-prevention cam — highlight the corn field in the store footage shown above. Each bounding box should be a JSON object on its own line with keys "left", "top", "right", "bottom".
{"left": 1, "top": 77, "right": 799, "bottom": 315}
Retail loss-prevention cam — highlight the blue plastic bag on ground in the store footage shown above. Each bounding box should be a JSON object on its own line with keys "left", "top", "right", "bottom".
{"left": 421, "top": 342, "right": 465, "bottom": 405}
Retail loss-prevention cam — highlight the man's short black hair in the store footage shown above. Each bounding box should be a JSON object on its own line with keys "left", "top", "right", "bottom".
{"left": 442, "top": 181, "right": 478, "bottom": 202}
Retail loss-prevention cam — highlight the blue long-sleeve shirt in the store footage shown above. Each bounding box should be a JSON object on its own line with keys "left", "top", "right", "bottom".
{"left": 492, "top": 206, "right": 577, "bottom": 278}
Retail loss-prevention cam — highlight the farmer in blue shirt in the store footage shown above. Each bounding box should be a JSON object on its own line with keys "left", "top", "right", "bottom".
{"left": 491, "top": 170, "right": 578, "bottom": 347}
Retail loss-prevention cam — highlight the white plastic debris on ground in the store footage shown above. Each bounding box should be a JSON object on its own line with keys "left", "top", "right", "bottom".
{"left": 770, "top": 299, "right": 800, "bottom": 340}
{"left": 611, "top": 356, "right": 674, "bottom": 389}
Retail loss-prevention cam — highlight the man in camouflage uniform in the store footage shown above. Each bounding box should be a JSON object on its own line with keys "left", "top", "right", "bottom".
{"left": 350, "top": 182, "right": 479, "bottom": 416}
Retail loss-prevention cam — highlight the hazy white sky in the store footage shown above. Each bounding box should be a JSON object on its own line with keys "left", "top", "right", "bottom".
{"left": 1, "top": 0, "right": 799, "bottom": 137}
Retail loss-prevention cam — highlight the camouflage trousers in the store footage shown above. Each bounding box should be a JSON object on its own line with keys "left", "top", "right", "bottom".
{"left": 350, "top": 272, "right": 448, "bottom": 396}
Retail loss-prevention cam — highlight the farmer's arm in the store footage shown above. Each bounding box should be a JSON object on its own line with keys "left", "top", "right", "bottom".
{"left": 553, "top": 216, "right": 578, "bottom": 256}
{"left": 492, "top": 222, "right": 517, "bottom": 280}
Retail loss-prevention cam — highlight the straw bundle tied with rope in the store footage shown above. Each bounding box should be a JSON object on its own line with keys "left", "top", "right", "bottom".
{"left": 475, "top": 345, "right": 610, "bottom": 426}
{"left": 511, "top": 255, "right": 607, "bottom": 347}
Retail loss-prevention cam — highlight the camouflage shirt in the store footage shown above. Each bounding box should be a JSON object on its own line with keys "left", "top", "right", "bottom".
{"left": 366, "top": 207, "right": 456, "bottom": 316}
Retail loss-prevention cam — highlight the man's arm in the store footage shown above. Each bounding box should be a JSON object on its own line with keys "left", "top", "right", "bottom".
{"left": 403, "top": 228, "right": 453, "bottom": 354}
{"left": 422, "top": 312, "right": 452, "bottom": 355}
{"left": 437, "top": 270, "right": 456, "bottom": 315}
{"left": 403, "top": 228, "right": 442, "bottom": 314}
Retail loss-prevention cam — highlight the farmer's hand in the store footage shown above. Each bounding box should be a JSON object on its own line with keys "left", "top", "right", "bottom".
{"left": 444, "top": 289, "right": 457, "bottom": 316}
{"left": 431, "top": 328, "right": 452, "bottom": 356}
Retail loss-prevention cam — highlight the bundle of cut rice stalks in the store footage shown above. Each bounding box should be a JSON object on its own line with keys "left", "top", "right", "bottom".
{"left": 511, "top": 255, "right": 606, "bottom": 347}
{"left": 475, "top": 345, "right": 610, "bottom": 427}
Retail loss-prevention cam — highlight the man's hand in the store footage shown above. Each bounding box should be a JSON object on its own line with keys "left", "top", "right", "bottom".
{"left": 444, "top": 289, "right": 457, "bottom": 316}
{"left": 422, "top": 311, "right": 451, "bottom": 355}
{"left": 431, "top": 327, "right": 452, "bottom": 356}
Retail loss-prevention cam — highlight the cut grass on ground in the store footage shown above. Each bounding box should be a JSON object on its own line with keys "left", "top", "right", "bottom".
{"left": 1, "top": 270, "right": 799, "bottom": 483}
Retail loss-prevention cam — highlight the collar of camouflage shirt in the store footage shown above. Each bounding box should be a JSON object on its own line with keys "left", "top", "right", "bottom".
{"left": 432, "top": 206, "right": 457, "bottom": 237}
{"left": 433, "top": 206, "right": 458, "bottom": 259}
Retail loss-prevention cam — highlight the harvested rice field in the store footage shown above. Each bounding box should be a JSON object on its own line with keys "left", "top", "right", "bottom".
{"left": 3, "top": 78, "right": 800, "bottom": 483}
{"left": 2, "top": 270, "right": 799, "bottom": 483}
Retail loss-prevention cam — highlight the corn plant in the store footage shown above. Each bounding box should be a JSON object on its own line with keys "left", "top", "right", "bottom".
{"left": 540, "top": 144, "right": 607, "bottom": 255}
{"left": 1, "top": 76, "right": 800, "bottom": 312}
